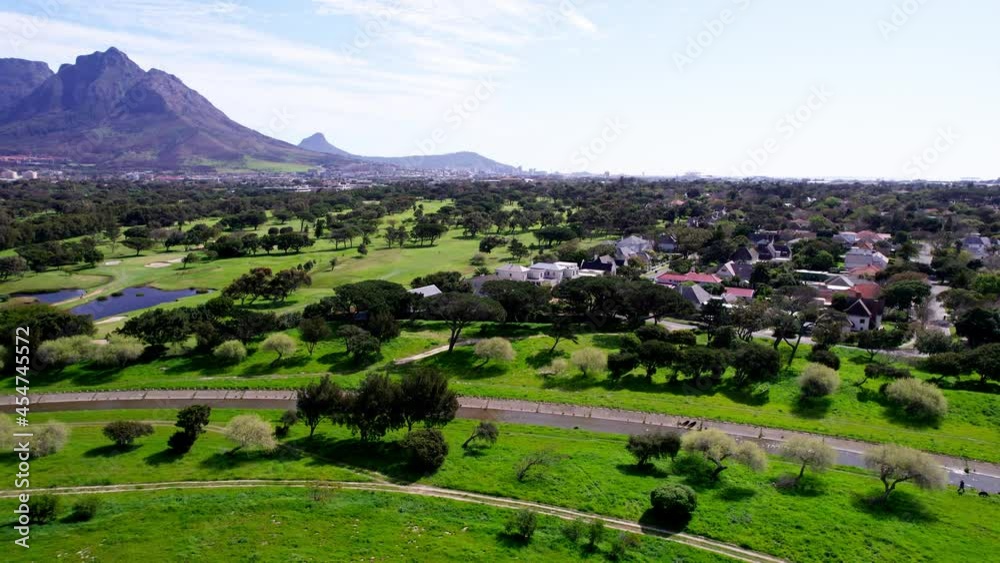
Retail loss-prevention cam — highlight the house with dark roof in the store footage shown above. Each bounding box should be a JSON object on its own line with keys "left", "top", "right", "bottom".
{"left": 657, "top": 235, "right": 679, "bottom": 253}
{"left": 581, "top": 255, "right": 617, "bottom": 276}
{"left": 731, "top": 247, "right": 760, "bottom": 263}
{"left": 717, "top": 261, "right": 754, "bottom": 283}
{"left": 845, "top": 298, "right": 884, "bottom": 332}
{"left": 676, "top": 284, "right": 715, "bottom": 310}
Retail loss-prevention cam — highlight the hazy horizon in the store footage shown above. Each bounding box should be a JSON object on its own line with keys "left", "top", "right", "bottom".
{"left": 1, "top": 0, "right": 997, "bottom": 180}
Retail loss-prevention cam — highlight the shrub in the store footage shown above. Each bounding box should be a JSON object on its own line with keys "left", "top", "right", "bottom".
{"left": 541, "top": 358, "right": 569, "bottom": 377}
{"left": 167, "top": 431, "right": 196, "bottom": 453}
{"left": 70, "top": 497, "right": 101, "bottom": 522}
{"left": 750, "top": 382, "right": 770, "bottom": 402}
{"left": 35, "top": 335, "right": 95, "bottom": 371}
{"left": 626, "top": 431, "right": 681, "bottom": 466}
{"left": 213, "top": 340, "right": 247, "bottom": 365}
{"left": 608, "top": 532, "right": 641, "bottom": 561}
{"left": 402, "top": 428, "right": 450, "bottom": 472}
{"left": 29, "top": 495, "right": 59, "bottom": 525}
{"left": 732, "top": 343, "right": 781, "bottom": 387}
{"left": 885, "top": 378, "right": 948, "bottom": 420}
{"left": 665, "top": 330, "right": 698, "bottom": 346}
{"left": 797, "top": 364, "right": 841, "bottom": 398}
{"left": 91, "top": 335, "right": 145, "bottom": 367}
{"left": 682, "top": 429, "right": 767, "bottom": 480}
{"left": 922, "top": 352, "right": 974, "bottom": 378}
{"left": 224, "top": 415, "right": 277, "bottom": 452}
{"left": 470, "top": 253, "right": 487, "bottom": 266}
{"left": 474, "top": 337, "right": 515, "bottom": 366}
{"left": 36, "top": 422, "right": 69, "bottom": 457}
{"left": 915, "top": 330, "right": 959, "bottom": 355}
{"left": 561, "top": 518, "right": 587, "bottom": 543}
{"left": 608, "top": 352, "right": 639, "bottom": 380}
{"left": 865, "top": 363, "right": 911, "bottom": 380}
{"left": 261, "top": 333, "right": 297, "bottom": 365}
{"left": 503, "top": 509, "right": 537, "bottom": 542}
{"left": 586, "top": 519, "right": 605, "bottom": 550}
{"left": 650, "top": 484, "right": 698, "bottom": 518}
{"left": 570, "top": 347, "right": 607, "bottom": 376}
{"left": 807, "top": 348, "right": 840, "bottom": 370}
{"left": 102, "top": 421, "right": 154, "bottom": 448}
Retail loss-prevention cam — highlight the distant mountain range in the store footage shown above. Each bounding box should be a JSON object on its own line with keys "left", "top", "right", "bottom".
{"left": 298, "top": 132, "right": 518, "bottom": 174}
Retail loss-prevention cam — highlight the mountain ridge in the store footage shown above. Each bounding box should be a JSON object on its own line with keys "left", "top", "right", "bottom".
{"left": 298, "top": 132, "right": 517, "bottom": 174}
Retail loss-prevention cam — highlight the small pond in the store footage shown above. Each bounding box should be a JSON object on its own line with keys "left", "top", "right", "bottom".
{"left": 13, "top": 289, "right": 87, "bottom": 304}
{"left": 70, "top": 287, "right": 202, "bottom": 319}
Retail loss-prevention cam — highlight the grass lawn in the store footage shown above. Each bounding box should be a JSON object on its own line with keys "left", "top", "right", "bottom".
{"left": 5, "top": 409, "right": 998, "bottom": 563}
{"left": 1, "top": 488, "right": 721, "bottom": 563}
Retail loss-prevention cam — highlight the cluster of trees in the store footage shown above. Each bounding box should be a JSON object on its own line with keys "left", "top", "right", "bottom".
{"left": 223, "top": 267, "right": 312, "bottom": 305}
{"left": 208, "top": 229, "right": 313, "bottom": 258}
{"left": 15, "top": 237, "right": 104, "bottom": 272}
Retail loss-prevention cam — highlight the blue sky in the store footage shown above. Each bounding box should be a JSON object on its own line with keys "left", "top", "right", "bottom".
{"left": 0, "top": 0, "right": 996, "bottom": 179}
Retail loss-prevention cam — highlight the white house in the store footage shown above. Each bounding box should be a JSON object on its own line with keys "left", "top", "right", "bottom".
{"left": 844, "top": 248, "right": 889, "bottom": 271}
{"left": 963, "top": 234, "right": 993, "bottom": 258}
{"left": 525, "top": 262, "right": 579, "bottom": 286}
{"left": 0, "top": 170, "right": 19, "bottom": 180}
{"left": 844, "top": 298, "right": 884, "bottom": 332}
{"left": 496, "top": 264, "right": 529, "bottom": 281}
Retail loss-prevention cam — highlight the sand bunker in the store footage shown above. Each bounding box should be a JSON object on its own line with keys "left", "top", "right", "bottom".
{"left": 145, "top": 261, "right": 172, "bottom": 268}
{"left": 96, "top": 316, "right": 127, "bottom": 325}
{"left": 104, "top": 260, "right": 121, "bottom": 266}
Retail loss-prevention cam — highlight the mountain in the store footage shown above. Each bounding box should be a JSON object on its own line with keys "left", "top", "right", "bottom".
{"left": 0, "top": 48, "right": 336, "bottom": 171}
{"left": 0, "top": 59, "right": 53, "bottom": 113}
{"left": 298, "top": 132, "right": 518, "bottom": 174}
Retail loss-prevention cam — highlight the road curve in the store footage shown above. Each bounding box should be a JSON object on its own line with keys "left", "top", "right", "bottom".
{"left": 3, "top": 390, "right": 998, "bottom": 491}
{"left": 0, "top": 479, "right": 786, "bottom": 563}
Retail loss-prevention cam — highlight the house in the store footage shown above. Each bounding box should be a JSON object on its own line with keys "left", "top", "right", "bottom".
{"left": 844, "top": 298, "right": 885, "bottom": 332}
{"left": 617, "top": 235, "right": 653, "bottom": 254}
{"left": 22, "top": 171, "right": 38, "bottom": 180}
{"left": 844, "top": 248, "right": 889, "bottom": 271}
{"left": 656, "top": 272, "right": 722, "bottom": 287}
{"left": 656, "top": 235, "right": 679, "bottom": 253}
{"left": 580, "top": 255, "right": 617, "bottom": 276}
{"left": 717, "top": 261, "right": 754, "bottom": 283}
{"left": 525, "top": 262, "right": 579, "bottom": 286}
{"left": 723, "top": 287, "right": 755, "bottom": 304}
{"left": 409, "top": 284, "right": 442, "bottom": 299}
{"left": 496, "top": 264, "right": 530, "bottom": 281}
{"left": 771, "top": 243, "right": 792, "bottom": 260}
{"left": 848, "top": 265, "right": 882, "bottom": 279}
{"left": 0, "top": 170, "right": 18, "bottom": 180}
{"left": 675, "top": 284, "right": 715, "bottom": 310}
{"left": 731, "top": 247, "right": 760, "bottom": 263}
{"left": 962, "top": 234, "right": 993, "bottom": 258}
{"left": 833, "top": 232, "right": 858, "bottom": 246}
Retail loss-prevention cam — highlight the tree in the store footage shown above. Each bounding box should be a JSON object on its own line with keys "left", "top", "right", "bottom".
{"left": 732, "top": 343, "right": 780, "bottom": 388}
{"left": 345, "top": 329, "right": 381, "bottom": 363}
{"left": 972, "top": 343, "right": 1000, "bottom": 385}
{"left": 857, "top": 329, "right": 904, "bottom": 362}
{"left": 92, "top": 335, "right": 145, "bottom": 368}
{"left": 797, "top": 364, "right": 841, "bottom": 398}
{"left": 508, "top": 238, "right": 530, "bottom": 262}
{"left": 883, "top": 280, "right": 932, "bottom": 314}
{"left": 608, "top": 532, "right": 641, "bottom": 561}
{"left": 347, "top": 373, "right": 403, "bottom": 442}
{"left": 637, "top": 340, "right": 675, "bottom": 382}
{"left": 36, "top": 335, "right": 95, "bottom": 372}
{"left": 399, "top": 367, "right": 459, "bottom": 431}
{"left": 780, "top": 436, "right": 836, "bottom": 482}
{"left": 864, "top": 444, "right": 947, "bottom": 502}
{"left": 480, "top": 280, "right": 549, "bottom": 323}
{"left": 224, "top": 414, "right": 277, "bottom": 453}
{"left": 681, "top": 429, "right": 767, "bottom": 480}
{"left": 626, "top": 431, "right": 682, "bottom": 466}
{"left": 608, "top": 352, "right": 639, "bottom": 380}
{"left": 402, "top": 428, "right": 449, "bottom": 472}
{"left": 297, "top": 375, "right": 348, "bottom": 438}
{"left": 884, "top": 379, "right": 948, "bottom": 420}
{"left": 504, "top": 509, "right": 537, "bottom": 542}
{"left": 955, "top": 307, "right": 1000, "bottom": 347}
{"left": 462, "top": 422, "right": 500, "bottom": 449}
{"left": 474, "top": 337, "right": 515, "bottom": 367}
{"left": 424, "top": 293, "right": 506, "bottom": 352}
{"left": 182, "top": 253, "right": 197, "bottom": 269}
{"left": 176, "top": 405, "right": 212, "bottom": 436}
{"left": 515, "top": 449, "right": 566, "bottom": 481}
{"left": 914, "top": 330, "right": 958, "bottom": 355}
{"left": 545, "top": 318, "right": 578, "bottom": 353}
{"left": 730, "top": 300, "right": 769, "bottom": 341}
{"left": 261, "top": 333, "right": 296, "bottom": 366}
{"left": 411, "top": 271, "right": 471, "bottom": 293}
{"left": 650, "top": 484, "right": 698, "bottom": 519}
{"left": 586, "top": 519, "right": 606, "bottom": 552}
{"left": 674, "top": 346, "right": 728, "bottom": 383}
{"left": 36, "top": 422, "right": 69, "bottom": 457}
{"left": 213, "top": 340, "right": 247, "bottom": 365}
{"left": 119, "top": 308, "right": 191, "bottom": 349}
{"left": 811, "top": 311, "right": 847, "bottom": 349}
{"left": 571, "top": 347, "right": 607, "bottom": 376}
{"left": 102, "top": 421, "right": 154, "bottom": 448}
{"left": 122, "top": 237, "right": 155, "bottom": 256}
{"left": 298, "top": 317, "right": 331, "bottom": 356}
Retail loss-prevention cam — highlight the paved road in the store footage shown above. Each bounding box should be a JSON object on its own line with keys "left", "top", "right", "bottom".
{"left": 4, "top": 390, "right": 998, "bottom": 492}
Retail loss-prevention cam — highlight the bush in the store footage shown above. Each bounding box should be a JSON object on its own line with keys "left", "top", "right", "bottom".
{"left": 665, "top": 330, "right": 698, "bottom": 346}
{"left": 91, "top": 335, "right": 145, "bottom": 368}
{"left": 224, "top": 415, "right": 277, "bottom": 452}
{"left": 474, "top": 337, "right": 515, "bottom": 366}
{"left": 922, "top": 352, "right": 974, "bottom": 378}
{"left": 213, "top": 340, "right": 247, "bottom": 365}
{"left": 167, "top": 430, "right": 196, "bottom": 453}
{"left": 650, "top": 484, "right": 698, "bottom": 518}
{"left": 807, "top": 348, "right": 840, "bottom": 370}
{"left": 915, "top": 330, "right": 959, "bottom": 355}
{"left": 261, "top": 333, "right": 297, "bottom": 364}
{"left": 29, "top": 495, "right": 59, "bottom": 525}
{"left": 35, "top": 335, "right": 95, "bottom": 371}
{"left": 36, "top": 422, "right": 69, "bottom": 457}
{"left": 750, "top": 382, "right": 770, "bottom": 402}
{"left": 102, "top": 421, "right": 154, "bottom": 448}
{"left": 865, "top": 363, "right": 911, "bottom": 380}
{"left": 885, "top": 378, "right": 948, "bottom": 420}
{"left": 797, "top": 364, "right": 841, "bottom": 398}
{"left": 561, "top": 518, "right": 587, "bottom": 543}
{"left": 503, "top": 509, "right": 537, "bottom": 542}
{"left": 470, "top": 253, "right": 487, "bottom": 266}
{"left": 608, "top": 352, "right": 639, "bottom": 380}
{"left": 541, "top": 358, "right": 569, "bottom": 377}
{"left": 626, "top": 431, "right": 681, "bottom": 466}
{"left": 402, "top": 428, "right": 450, "bottom": 472}
{"left": 70, "top": 497, "right": 101, "bottom": 522}
{"left": 570, "top": 347, "right": 607, "bottom": 376}
{"left": 608, "top": 532, "right": 641, "bottom": 561}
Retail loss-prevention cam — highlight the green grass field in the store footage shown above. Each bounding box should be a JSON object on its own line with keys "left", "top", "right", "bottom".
{"left": 2, "top": 488, "right": 724, "bottom": 563}
{"left": 4, "top": 409, "right": 998, "bottom": 562}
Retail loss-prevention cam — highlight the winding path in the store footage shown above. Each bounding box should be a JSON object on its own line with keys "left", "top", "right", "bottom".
{"left": 0, "top": 479, "right": 785, "bottom": 563}
{"left": 4, "top": 390, "right": 998, "bottom": 491}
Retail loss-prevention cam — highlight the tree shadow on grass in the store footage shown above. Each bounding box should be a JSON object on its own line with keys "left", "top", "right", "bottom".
{"left": 83, "top": 444, "right": 140, "bottom": 458}
{"left": 638, "top": 508, "right": 693, "bottom": 533}
{"left": 718, "top": 485, "right": 757, "bottom": 502}
{"left": 851, "top": 490, "right": 938, "bottom": 523}
{"left": 526, "top": 349, "right": 564, "bottom": 369}
{"left": 542, "top": 373, "right": 601, "bottom": 391}
{"left": 774, "top": 473, "right": 828, "bottom": 497}
{"left": 791, "top": 396, "right": 833, "bottom": 419}
{"left": 239, "top": 356, "right": 311, "bottom": 376}
{"left": 286, "top": 435, "right": 420, "bottom": 484}
{"left": 144, "top": 448, "right": 184, "bottom": 466}
{"left": 615, "top": 463, "right": 670, "bottom": 479}
{"left": 199, "top": 446, "right": 301, "bottom": 470}
{"left": 590, "top": 334, "right": 624, "bottom": 349}
{"left": 670, "top": 455, "right": 722, "bottom": 490}
{"left": 430, "top": 350, "right": 507, "bottom": 380}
